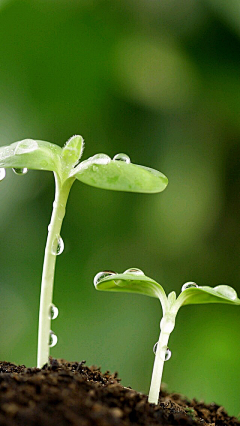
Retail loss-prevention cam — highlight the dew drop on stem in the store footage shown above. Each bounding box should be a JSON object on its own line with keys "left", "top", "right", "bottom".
{"left": 93, "top": 270, "right": 116, "bottom": 287}
{"left": 49, "top": 304, "right": 59, "bottom": 320}
{"left": 153, "top": 342, "right": 158, "bottom": 355}
{"left": 153, "top": 343, "right": 171, "bottom": 361}
{"left": 0, "top": 168, "right": 6, "bottom": 181}
{"left": 165, "top": 348, "right": 171, "bottom": 361}
{"left": 181, "top": 281, "right": 198, "bottom": 292}
{"left": 113, "top": 153, "right": 131, "bottom": 164}
{"left": 12, "top": 167, "right": 28, "bottom": 175}
{"left": 123, "top": 268, "right": 144, "bottom": 276}
{"left": 49, "top": 331, "right": 58, "bottom": 348}
{"left": 52, "top": 236, "right": 64, "bottom": 256}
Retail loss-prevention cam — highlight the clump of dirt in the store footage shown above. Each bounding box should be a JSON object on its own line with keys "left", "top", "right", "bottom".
{"left": 0, "top": 358, "right": 239, "bottom": 426}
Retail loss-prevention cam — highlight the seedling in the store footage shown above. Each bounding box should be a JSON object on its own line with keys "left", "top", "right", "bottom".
{"left": 94, "top": 269, "right": 240, "bottom": 404}
{"left": 0, "top": 136, "right": 168, "bottom": 368}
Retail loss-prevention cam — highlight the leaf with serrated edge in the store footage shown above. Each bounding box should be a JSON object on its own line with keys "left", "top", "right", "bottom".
{"left": 94, "top": 273, "right": 168, "bottom": 314}
{"left": 0, "top": 139, "right": 62, "bottom": 174}
{"left": 72, "top": 159, "right": 168, "bottom": 193}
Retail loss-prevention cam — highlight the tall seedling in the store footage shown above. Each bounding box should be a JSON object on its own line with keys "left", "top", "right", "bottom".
{"left": 0, "top": 136, "right": 168, "bottom": 367}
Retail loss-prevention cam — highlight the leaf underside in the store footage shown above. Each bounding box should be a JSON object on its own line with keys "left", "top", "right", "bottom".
{"left": 74, "top": 161, "right": 168, "bottom": 193}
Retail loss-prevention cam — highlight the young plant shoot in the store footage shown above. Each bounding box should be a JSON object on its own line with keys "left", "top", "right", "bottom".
{"left": 0, "top": 137, "right": 168, "bottom": 368}
{"left": 94, "top": 270, "right": 240, "bottom": 404}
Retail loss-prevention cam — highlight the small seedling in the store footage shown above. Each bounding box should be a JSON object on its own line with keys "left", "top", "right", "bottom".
{"left": 0, "top": 136, "right": 168, "bottom": 368}
{"left": 94, "top": 269, "right": 240, "bottom": 404}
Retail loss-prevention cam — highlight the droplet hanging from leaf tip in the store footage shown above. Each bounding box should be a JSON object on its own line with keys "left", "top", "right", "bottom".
{"left": 12, "top": 167, "right": 28, "bottom": 175}
{"left": 181, "top": 282, "right": 198, "bottom": 292}
{"left": 93, "top": 270, "right": 116, "bottom": 287}
{"left": 113, "top": 153, "right": 131, "bottom": 164}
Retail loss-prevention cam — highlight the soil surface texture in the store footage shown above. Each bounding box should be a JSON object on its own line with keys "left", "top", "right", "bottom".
{"left": 0, "top": 358, "right": 239, "bottom": 426}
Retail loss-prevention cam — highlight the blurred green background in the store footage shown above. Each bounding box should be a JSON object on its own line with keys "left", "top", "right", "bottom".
{"left": 0, "top": 0, "right": 240, "bottom": 416}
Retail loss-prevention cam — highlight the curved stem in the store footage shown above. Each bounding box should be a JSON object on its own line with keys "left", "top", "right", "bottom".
{"left": 37, "top": 173, "right": 74, "bottom": 368}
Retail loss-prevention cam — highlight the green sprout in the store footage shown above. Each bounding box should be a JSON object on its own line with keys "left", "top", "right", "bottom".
{"left": 94, "top": 269, "right": 240, "bottom": 404}
{"left": 0, "top": 136, "right": 168, "bottom": 368}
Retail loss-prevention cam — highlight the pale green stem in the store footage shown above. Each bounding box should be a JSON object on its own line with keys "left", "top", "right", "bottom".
{"left": 148, "top": 329, "right": 170, "bottom": 404}
{"left": 37, "top": 173, "right": 74, "bottom": 368}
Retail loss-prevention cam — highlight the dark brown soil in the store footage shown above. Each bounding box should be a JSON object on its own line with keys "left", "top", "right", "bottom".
{"left": 0, "top": 358, "right": 239, "bottom": 426}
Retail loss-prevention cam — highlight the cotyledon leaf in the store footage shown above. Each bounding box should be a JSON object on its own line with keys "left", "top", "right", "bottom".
{"left": 0, "top": 139, "right": 62, "bottom": 174}
{"left": 94, "top": 273, "right": 168, "bottom": 314}
{"left": 173, "top": 284, "right": 240, "bottom": 313}
{"left": 95, "top": 272, "right": 240, "bottom": 317}
{"left": 72, "top": 156, "right": 168, "bottom": 193}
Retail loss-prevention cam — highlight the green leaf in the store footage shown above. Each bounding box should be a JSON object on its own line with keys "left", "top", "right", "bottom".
{"left": 174, "top": 284, "right": 240, "bottom": 313}
{"left": 72, "top": 155, "right": 168, "bottom": 193}
{"left": 0, "top": 139, "right": 62, "bottom": 174}
{"left": 61, "top": 135, "right": 84, "bottom": 168}
{"left": 94, "top": 272, "right": 168, "bottom": 313}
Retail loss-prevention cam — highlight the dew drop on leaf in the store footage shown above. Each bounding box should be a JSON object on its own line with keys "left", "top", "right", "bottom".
{"left": 14, "top": 139, "right": 38, "bottom": 155}
{"left": 0, "top": 168, "right": 6, "bottom": 181}
{"left": 123, "top": 268, "right": 144, "bottom": 276}
{"left": 113, "top": 153, "right": 131, "bottom": 164}
{"left": 181, "top": 281, "right": 198, "bottom": 292}
{"left": 49, "top": 304, "right": 59, "bottom": 320}
{"left": 92, "top": 154, "right": 111, "bottom": 165}
{"left": 52, "top": 236, "right": 64, "bottom": 256}
{"left": 93, "top": 270, "right": 116, "bottom": 287}
{"left": 49, "top": 330, "right": 58, "bottom": 348}
{"left": 12, "top": 168, "right": 28, "bottom": 175}
{"left": 214, "top": 285, "right": 237, "bottom": 301}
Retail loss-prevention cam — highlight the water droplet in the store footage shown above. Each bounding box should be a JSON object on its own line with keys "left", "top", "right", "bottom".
{"left": 14, "top": 139, "right": 38, "bottom": 155}
{"left": 181, "top": 281, "right": 198, "bottom": 292}
{"left": 153, "top": 342, "right": 158, "bottom": 354}
{"left": 94, "top": 270, "right": 116, "bottom": 287}
{"left": 153, "top": 343, "right": 171, "bottom": 361}
{"left": 12, "top": 167, "right": 28, "bottom": 175}
{"left": 0, "top": 168, "right": 6, "bottom": 181}
{"left": 52, "top": 236, "right": 64, "bottom": 256}
{"left": 214, "top": 285, "right": 237, "bottom": 301}
{"left": 165, "top": 348, "right": 171, "bottom": 361}
{"left": 49, "top": 304, "right": 59, "bottom": 320}
{"left": 113, "top": 153, "right": 131, "bottom": 164}
{"left": 123, "top": 268, "right": 144, "bottom": 276}
{"left": 92, "top": 154, "right": 111, "bottom": 165}
{"left": 49, "top": 330, "right": 58, "bottom": 348}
